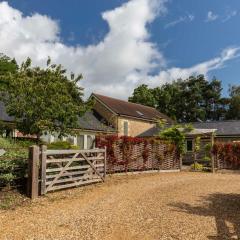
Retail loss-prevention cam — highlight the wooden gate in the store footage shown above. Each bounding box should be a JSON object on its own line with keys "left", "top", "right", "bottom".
{"left": 40, "top": 147, "right": 106, "bottom": 194}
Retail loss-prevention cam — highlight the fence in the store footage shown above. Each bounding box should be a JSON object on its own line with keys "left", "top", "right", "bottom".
{"left": 96, "top": 136, "right": 180, "bottom": 173}
{"left": 0, "top": 147, "right": 28, "bottom": 191}
{"left": 212, "top": 142, "right": 240, "bottom": 170}
{"left": 1, "top": 138, "right": 180, "bottom": 198}
{"left": 27, "top": 146, "right": 106, "bottom": 198}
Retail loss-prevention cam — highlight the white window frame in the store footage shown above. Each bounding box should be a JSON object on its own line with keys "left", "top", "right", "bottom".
{"left": 123, "top": 121, "right": 129, "bottom": 136}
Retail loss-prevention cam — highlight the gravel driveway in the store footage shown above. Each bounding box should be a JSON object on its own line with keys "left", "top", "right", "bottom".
{"left": 0, "top": 172, "right": 240, "bottom": 240}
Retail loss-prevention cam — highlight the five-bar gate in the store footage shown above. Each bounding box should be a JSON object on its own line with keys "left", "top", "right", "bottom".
{"left": 27, "top": 146, "right": 106, "bottom": 198}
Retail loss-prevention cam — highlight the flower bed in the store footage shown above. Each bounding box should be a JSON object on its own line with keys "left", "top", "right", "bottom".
{"left": 96, "top": 135, "right": 180, "bottom": 173}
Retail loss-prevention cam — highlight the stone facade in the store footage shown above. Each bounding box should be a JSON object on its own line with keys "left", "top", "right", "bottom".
{"left": 94, "top": 99, "right": 158, "bottom": 137}
{"left": 117, "top": 117, "right": 156, "bottom": 137}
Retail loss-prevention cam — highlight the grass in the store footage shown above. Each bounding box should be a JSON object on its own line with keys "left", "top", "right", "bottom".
{"left": 0, "top": 190, "right": 29, "bottom": 210}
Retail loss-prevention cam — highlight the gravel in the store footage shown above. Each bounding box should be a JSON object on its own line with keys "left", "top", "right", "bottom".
{"left": 0, "top": 172, "right": 240, "bottom": 240}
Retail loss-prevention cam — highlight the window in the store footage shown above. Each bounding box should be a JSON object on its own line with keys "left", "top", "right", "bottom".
{"left": 77, "top": 134, "right": 95, "bottom": 149}
{"left": 186, "top": 140, "right": 193, "bottom": 152}
{"left": 77, "top": 135, "right": 84, "bottom": 149}
{"left": 123, "top": 121, "right": 129, "bottom": 136}
{"left": 87, "top": 135, "right": 95, "bottom": 149}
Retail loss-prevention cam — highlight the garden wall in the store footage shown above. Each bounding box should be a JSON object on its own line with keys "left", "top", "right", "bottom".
{"left": 213, "top": 142, "right": 240, "bottom": 170}
{"left": 96, "top": 136, "right": 180, "bottom": 173}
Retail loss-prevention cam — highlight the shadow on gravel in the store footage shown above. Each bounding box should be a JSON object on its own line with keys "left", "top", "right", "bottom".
{"left": 170, "top": 193, "right": 240, "bottom": 240}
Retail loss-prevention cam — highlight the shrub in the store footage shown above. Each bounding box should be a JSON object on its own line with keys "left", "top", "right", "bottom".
{"left": 191, "top": 162, "right": 203, "bottom": 171}
{"left": 47, "top": 141, "right": 79, "bottom": 150}
{"left": 0, "top": 138, "right": 28, "bottom": 188}
{"left": 202, "top": 156, "right": 211, "bottom": 162}
{"left": 212, "top": 142, "right": 240, "bottom": 167}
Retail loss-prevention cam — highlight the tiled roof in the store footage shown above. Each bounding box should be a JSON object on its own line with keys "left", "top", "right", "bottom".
{"left": 93, "top": 93, "right": 173, "bottom": 123}
{"left": 138, "top": 120, "right": 240, "bottom": 137}
{"left": 0, "top": 102, "right": 116, "bottom": 133}
{"left": 191, "top": 121, "right": 240, "bottom": 136}
{"left": 78, "top": 111, "right": 116, "bottom": 132}
{"left": 0, "top": 102, "right": 14, "bottom": 122}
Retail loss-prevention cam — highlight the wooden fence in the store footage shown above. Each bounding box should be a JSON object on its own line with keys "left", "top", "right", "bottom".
{"left": 96, "top": 137, "right": 180, "bottom": 173}
{"left": 28, "top": 146, "right": 106, "bottom": 198}
{"left": 212, "top": 142, "right": 240, "bottom": 170}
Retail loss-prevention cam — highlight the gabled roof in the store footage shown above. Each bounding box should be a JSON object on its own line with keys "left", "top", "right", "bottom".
{"left": 191, "top": 120, "right": 240, "bottom": 136}
{"left": 78, "top": 111, "right": 116, "bottom": 133}
{"left": 138, "top": 120, "right": 240, "bottom": 137}
{"left": 0, "top": 102, "right": 116, "bottom": 133}
{"left": 92, "top": 93, "right": 173, "bottom": 123}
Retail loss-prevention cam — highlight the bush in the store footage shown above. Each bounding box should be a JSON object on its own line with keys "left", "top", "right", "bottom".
{"left": 202, "top": 156, "right": 211, "bottom": 162}
{"left": 0, "top": 138, "right": 28, "bottom": 188}
{"left": 47, "top": 141, "right": 79, "bottom": 150}
{"left": 190, "top": 162, "right": 203, "bottom": 171}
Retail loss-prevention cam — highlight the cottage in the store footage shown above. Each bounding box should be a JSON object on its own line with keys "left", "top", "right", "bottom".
{"left": 139, "top": 120, "right": 240, "bottom": 164}
{"left": 92, "top": 93, "right": 174, "bottom": 137}
{"left": 0, "top": 102, "right": 116, "bottom": 149}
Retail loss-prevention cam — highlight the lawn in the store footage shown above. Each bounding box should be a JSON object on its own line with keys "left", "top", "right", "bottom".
{"left": 0, "top": 172, "right": 240, "bottom": 240}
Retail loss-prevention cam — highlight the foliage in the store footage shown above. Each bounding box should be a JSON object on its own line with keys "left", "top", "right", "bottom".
{"left": 47, "top": 141, "right": 79, "bottom": 150}
{"left": 129, "top": 75, "right": 237, "bottom": 122}
{"left": 212, "top": 142, "right": 240, "bottom": 168}
{"left": 159, "top": 124, "right": 192, "bottom": 154}
{"left": 0, "top": 54, "right": 18, "bottom": 91}
{"left": 194, "top": 136, "right": 201, "bottom": 152}
{"left": 190, "top": 162, "right": 203, "bottom": 171}
{"left": 204, "top": 143, "right": 212, "bottom": 153}
{"left": 0, "top": 191, "right": 29, "bottom": 210}
{"left": 128, "top": 84, "right": 157, "bottom": 107}
{"left": 0, "top": 138, "right": 28, "bottom": 188}
{"left": 96, "top": 135, "right": 177, "bottom": 172}
{"left": 0, "top": 57, "right": 90, "bottom": 139}
{"left": 226, "top": 85, "right": 240, "bottom": 120}
{"left": 202, "top": 156, "right": 211, "bottom": 162}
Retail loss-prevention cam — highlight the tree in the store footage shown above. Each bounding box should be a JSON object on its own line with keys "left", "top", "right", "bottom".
{"left": 226, "top": 85, "right": 240, "bottom": 120}
{"left": 128, "top": 84, "right": 156, "bottom": 107}
{"left": 129, "top": 75, "right": 225, "bottom": 122}
{"left": 0, "top": 54, "right": 18, "bottom": 91}
{"left": 1, "top": 57, "right": 90, "bottom": 139}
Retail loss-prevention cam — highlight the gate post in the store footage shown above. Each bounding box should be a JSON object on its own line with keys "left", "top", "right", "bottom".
{"left": 104, "top": 146, "right": 107, "bottom": 179}
{"left": 40, "top": 145, "right": 47, "bottom": 195}
{"left": 27, "top": 145, "right": 40, "bottom": 199}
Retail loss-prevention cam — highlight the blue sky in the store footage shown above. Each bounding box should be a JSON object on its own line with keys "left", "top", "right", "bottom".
{"left": 1, "top": 0, "right": 240, "bottom": 98}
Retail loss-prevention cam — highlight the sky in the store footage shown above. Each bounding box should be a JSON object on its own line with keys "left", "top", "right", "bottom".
{"left": 0, "top": 0, "right": 240, "bottom": 99}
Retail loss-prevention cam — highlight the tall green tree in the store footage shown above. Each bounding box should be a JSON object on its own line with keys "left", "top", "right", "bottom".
{"left": 1, "top": 57, "right": 90, "bottom": 139}
{"left": 129, "top": 75, "right": 225, "bottom": 122}
{"left": 128, "top": 84, "right": 156, "bottom": 107}
{"left": 226, "top": 85, "right": 240, "bottom": 120}
{"left": 0, "top": 54, "right": 18, "bottom": 91}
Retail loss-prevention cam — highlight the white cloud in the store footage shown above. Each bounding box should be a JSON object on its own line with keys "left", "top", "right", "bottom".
{"left": 222, "top": 10, "right": 237, "bottom": 22}
{"left": 206, "top": 11, "right": 218, "bottom": 22}
{"left": 165, "top": 14, "right": 194, "bottom": 29}
{"left": 144, "top": 47, "right": 240, "bottom": 88}
{"left": 0, "top": 1, "right": 239, "bottom": 100}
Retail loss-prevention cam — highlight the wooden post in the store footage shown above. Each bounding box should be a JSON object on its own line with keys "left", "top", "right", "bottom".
{"left": 40, "top": 145, "right": 47, "bottom": 195}
{"left": 27, "top": 145, "right": 40, "bottom": 199}
{"left": 179, "top": 154, "right": 183, "bottom": 171}
{"left": 211, "top": 134, "right": 215, "bottom": 173}
{"left": 193, "top": 137, "right": 196, "bottom": 171}
{"left": 104, "top": 146, "right": 107, "bottom": 180}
